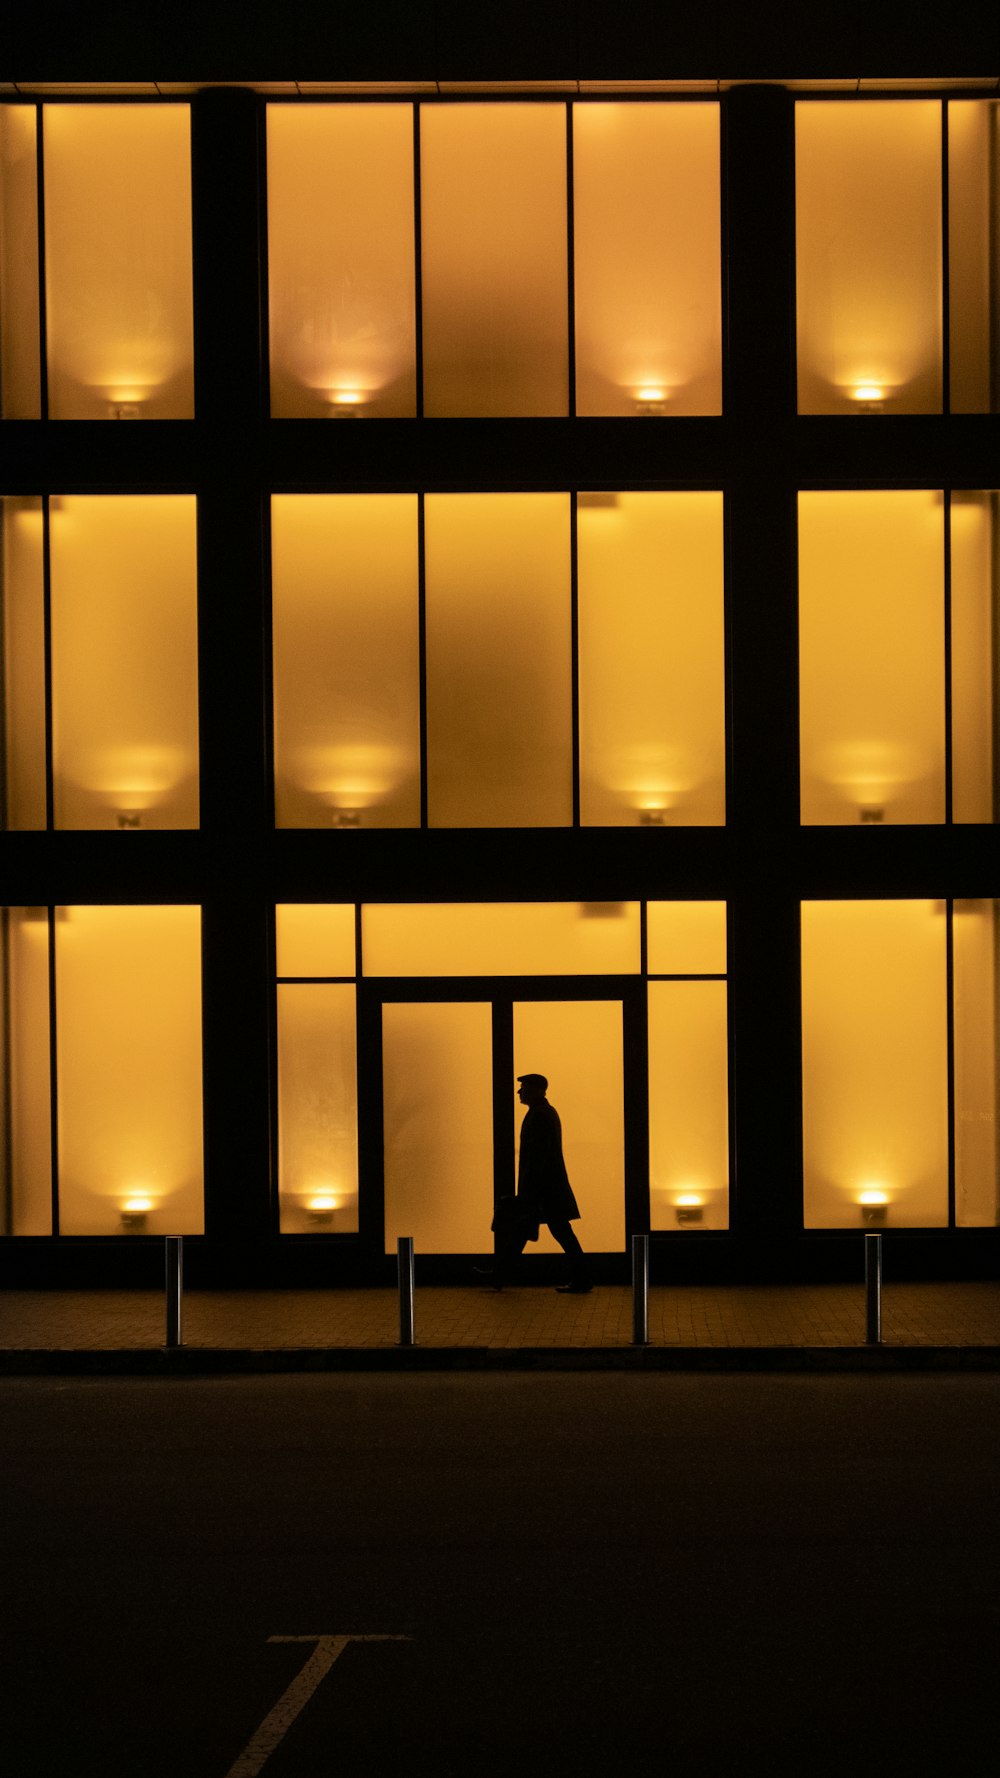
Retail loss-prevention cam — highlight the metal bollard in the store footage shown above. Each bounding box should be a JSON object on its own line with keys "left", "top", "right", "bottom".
{"left": 632, "top": 1231, "right": 649, "bottom": 1347}
{"left": 165, "top": 1235, "right": 183, "bottom": 1349}
{"left": 397, "top": 1236, "right": 415, "bottom": 1347}
{"left": 865, "top": 1232, "right": 882, "bottom": 1346}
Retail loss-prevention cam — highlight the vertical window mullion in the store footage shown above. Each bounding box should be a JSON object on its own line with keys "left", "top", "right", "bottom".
{"left": 946, "top": 897, "right": 956, "bottom": 1228}
{"left": 942, "top": 99, "right": 952, "bottom": 416}
{"left": 41, "top": 493, "right": 53, "bottom": 831}
{"left": 35, "top": 103, "right": 48, "bottom": 421}
{"left": 46, "top": 904, "right": 59, "bottom": 1236}
{"left": 417, "top": 493, "right": 428, "bottom": 829}
{"left": 413, "top": 103, "right": 424, "bottom": 420}
{"left": 570, "top": 489, "right": 580, "bottom": 827}
{"left": 944, "top": 488, "right": 954, "bottom": 824}
{"left": 566, "top": 101, "right": 576, "bottom": 418}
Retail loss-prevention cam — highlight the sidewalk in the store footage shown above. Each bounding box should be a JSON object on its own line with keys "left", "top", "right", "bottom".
{"left": 2, "top": 1281, "right": 998, "bottom": 1372}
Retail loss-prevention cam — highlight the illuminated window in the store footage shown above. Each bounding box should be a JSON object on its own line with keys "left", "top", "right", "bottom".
{"left": 1, "top": 497, "right": 46, "bottom": 828}
{"left": 577, "top": 492, "right": 725, "bottom": 825}
{"left": 948, "top": 101, "right": 1000, "bottom": 414}
{"left": 43, "top": 105, "right": 194, "bottom": 419}
{"left": 647, "top": 903, "right": 729, "bottom": 1232}
{"left": 0, "top": 106, "right": 41, "bottom": 418}
{"left": 274, "top": 908, "right": 359, "bottom": 1236}
{"left": 953, "top": 900, "right": 1000, "bottom": 1227}
{"left": 951, "top": 491, "right": 999, "bottom": 821}
{"left": 573, "top": 103, "right": 722, "bottom": 416}
{"left": 267, "top": 104, "right": 416, "bottom": 418}
{"left": 383, "top": 1001, "right": 494, "bottom": 1255}
{"left": 0, "top": 908, "right": 52, "bottom": 1234}
{"left": 802, "top": 901, "right": 949, "bottom": 1228}
{"left": 271, "top": 495, "right": 420, "bottom": 827}
{"left": 796, "top": 101, "right": 943, "bottom": 414}
{"left": 420, "top": 104, "right": 568, "bottom": 416}
{"left": 362, "top": 901, "right": 641, "bottom": 976}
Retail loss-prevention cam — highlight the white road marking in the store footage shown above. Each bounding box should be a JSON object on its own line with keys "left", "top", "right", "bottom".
{"left": 223, "top": 1633, "right": 411, "bottom": 1778}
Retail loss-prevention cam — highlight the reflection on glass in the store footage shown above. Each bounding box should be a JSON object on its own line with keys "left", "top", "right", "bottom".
{"left": 363, "top": 902, "right": 641, "bottom": 978}
{"left": 1, "top": 497, "right": 46, "bottom": 828}
{"left": 267, "top": 105, "right": 416, "bottom": 418}
{"left": 799, "top": 491, "right": 945, "bottom": 824}
{"left": 578, "top": 491, "right": 725, "bottom": 824}
{"left": 275, "top": 905, "right": 356, "bottom": 979}
{"left": 948, "top": 102, "right": 999, "bottom": 413}
{"left": 43, "top": 104, "right": 194, "bottom": 419}
{"left": 951, "top": 492, "right": 998, "bottom": 822}
{"left": 796, "top": 102, "right": 942, "bottom": 414}
{"left": 50, "top": 497, "right": 199, "bottom": 829}
{"left": 271, "top": 495, "right": 419, "bottom": 827}
{"left": 421, "top": 104, "right": 568, "bottom": 416}
{"left": 801, "top": 900, "right": 948, "bottom": 1228}
{"left": 647, "top": 902, "right": 727, "bottom": 976}
{"left": 382, "top": 1001, "right": 493, "bottom": 1254}
{"left": 0, "top": 907, "right": 52, "bottom": 1234}
{"left": 513, "top": 1000, "right": 625, "bottom": 1253}
{"left": 573, "top": 104, "right": 722, "bottom": 416}
{"left": 648, "top": 981, "right": 729, "bottom": 1231}
{"left": 425, "top": 494, "right": 571, "bottom": 826}
{"left": 278, "top": 985, "right": 359, "bottom": 1234}
{"left": 0, "top": 106, "right": 41, "bottom": 418}
{"left": 55, "top": 906, "right": 204, "bottom": 1236}
{"left": 953, "top": 900, "right": 1000, "bottom": 1226}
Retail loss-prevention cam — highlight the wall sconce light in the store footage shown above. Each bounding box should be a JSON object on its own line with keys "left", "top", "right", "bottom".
{"left": 851, "top": 385, "right": 885, "bottom": 413}
{"left": 859, "top": 807, "right": 884, "bottom": 825}
{"left": 326, "top": 391, "right": 366, "bottom": 417}
{"left": 307, "top": 1194, "right": 337, "bottom": 1226}
{"left": 117, "top": 810, "right": 142, "bottom": 830}
{"left": 674, "top": 1193, "right": 704, "bottom": 1226}
{"left": 639, "top": 809, "right": 665, "bottom": 826}
{"left": 107, "top": 402, "right": 142, "bottom": 420}
{"left": 120, "top": 1195, "right": 153, "bottom": 1230}
{"left": 858, "top": 1188, "right": 888, "bottom": 1225}
{"left": 330, "top": 808, "right": 361, "bottom": 828}
{"left": 634, "top": 387, "right": 668, "bottom": 416}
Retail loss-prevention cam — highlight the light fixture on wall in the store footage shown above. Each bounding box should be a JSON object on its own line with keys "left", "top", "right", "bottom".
{"left": 633, "top": 386, "right": 668, "bottom": 416}
{"left": 307, "top": 1193, "right": 337, "bottom": 1226}
{"left": 638, "top": 809, "right": 665, "bottom": 826}
{"left": 850, "top": 384, "right": 886, "bottom": 413}
{"left": 674, "top": 1192, "right": 705, "bottom": 1226}
{"left": 326, "top": 390, "right": 367, "bottom": 417}
{"left": 857, "top": 1187, "right": 889, "bottom": 1225}
{"left": 330, "top": 808, "right": 361, "bottom": 828}
{"left": 859, "top": 806, "right": 884, "bottom": 825}
{"left": 117, "top": 810, "right": 142, "bottom": 829}
{"left": 120, "top": 1194, "right": 154, "bottom": 1230}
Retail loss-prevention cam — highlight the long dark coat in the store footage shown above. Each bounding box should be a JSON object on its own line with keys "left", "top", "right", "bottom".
{"left": 516, "top": 1098, "right": 581, "bottom": 1229}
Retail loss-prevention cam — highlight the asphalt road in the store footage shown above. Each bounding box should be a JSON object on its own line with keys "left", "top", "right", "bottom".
{"left": 2, "top": 1373, "right": 998, "bottom": 1777}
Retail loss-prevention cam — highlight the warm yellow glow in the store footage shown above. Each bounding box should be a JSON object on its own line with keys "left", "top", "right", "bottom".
{"left": 647, "top": 902, "right": 727, "bottom": 976}
{"left": 421, "top": 104, "right": 568, "bottom": 416}
{"left": 574, "top": 103, "right": 722, "bottom": 416}
{"left": 648, "top": 980, "right": 729, "bottom": 1231}
{"left": 43, "top": 105, "right": 194, "bottom": 418}
{"left": 278, "top": 984, "right": 359, "bottom": 1235}
{"left": 425, "top": 495, "right": 572, "bottom": 826}
{"left": 271, "top": 496, "right": 420, "bottom": 828}
{"left": 801, "top": 900, "right": 948, "bottom": 1228}
{"left": 950, "top": 493, "right": 997, "bottom": 823}
{"left": 796, "top": 102, "right": 943, "bottom": 414}
{"left": 49, "top": 497, "right": 200, "bottom": 828}
{"left": 0, "top": 908, "right": 52, "bottom": 1234}
{"left": 56, "top": 906, "right": 204, "bottom": 1236}
{"left": 0, "top": 105, "right": 42, "bottom": 417}
{"left": 799, "top": 492, "right": 945, "bottom": 824}
{"left": 953, "top": 899, "right": 1000, "bottom": 1226}
{"left": 514, "top": 1000, "right": 625, "bottom": 1254}
{"left": 948, "top": 102, "right": 998, "bottom": 413}
{"left": 2, "top": 497, "right": 46, "bottom": 829}
{"left": 362, "top": 902, "right": 641, "bottom": 978}
{"left": 275, "top": 905, "right": 356, "bottom": 979}
{"left": 857, "top": 1187, "right": 889, "bottom": 1207}
{"left": 577, "top": 492, "right": 725, "bottom": 826}
{"left": 267, "top": 104, "right": 416, "bottom": 418}
{"left": 383, "top": 1001, "right": 493, "bottom": 1254}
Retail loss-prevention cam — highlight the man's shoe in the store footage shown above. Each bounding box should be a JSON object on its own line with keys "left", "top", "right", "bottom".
{"left": 556, "top": 1280, "right": 593, "bottom": 1294}
{"left": 472, "top": 1266, "right": 503, "bottom": 1290}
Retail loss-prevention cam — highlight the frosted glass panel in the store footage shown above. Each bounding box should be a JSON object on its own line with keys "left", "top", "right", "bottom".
{"left": 277, "top": 985, "right": 359, "bottom": 1234}
{"left": 573, "top": 104, "right": 722, "bottom": 416}
{"left": 43, "top": 105, "right": 194, "bottom": 419}
{"left": 363, "top": 902, "right": 640, "bottom": 977}
{"left": 948, "top": 102, "right": 999, "bottom": 414}
{"left": 578, "top": 491, "right": 725, "bottom": 825}
{"left": 648, "top": 981, "right": 729, "bottom": 1231}
{"left": 953, "top": 901, "right": 999, "bottom": 1226}
{"left": 802, "top": 900, "right": 948, "bottom": 1229}
{"left": 951, "top": 492, "right": 997, "bottom": 823}
{"left": 796, "top": 102, "right": 942, "bottom": 414}
{"left": 647, "top": 903, "right": 727, "bottom": 976}
{"left": 56, "top": 906, "right": 204, "bottom": 1236}
{"left": 425, "top": 494, "right": 571, "bottom": 826}
{"left": 275, "top": 905, "right": 355, "bottom": 979}
{"left": 0, "top": 908, "right": 51, "bottom": 1235}
{"left": 50, "top": 496, "right": 199, "bottom": 829}
{"left": 421, "top": 104, "right": 568, "bottom": 416}
{"left": 0, "top": 106, "right": 41, "bottom": 418}
{"left": 513, "top": 999, "right": 625, "bottom": 1253}
{"left": 267, "top": 104, "right": 416, "bottom": 418}
{"left": 271, "top": 495, "right": 420, "bottom": 828}
{"left": 2, "top": 497, "right": 46, "bottom": 828}
{"left": 799, "top": 491, "right": 945, "bottom": 824}
{"left": 382, "top": 1002, "right": 493, "bottom": 1254}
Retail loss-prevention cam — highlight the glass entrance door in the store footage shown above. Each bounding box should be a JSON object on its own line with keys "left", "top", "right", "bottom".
{"left": 381, "top": 990, "right": 627, "bottom": 1256}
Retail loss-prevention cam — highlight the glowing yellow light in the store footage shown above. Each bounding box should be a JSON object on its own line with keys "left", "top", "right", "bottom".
{"left": 851, "top": 384, "right": 885, "bottom": 405}
{"left": 675, "top": 1192, "right": 705, "bottom": 1209}
{"left": 635, "top": 386, "right": 667, "bottom": 404}
{"left": 308, "top": 1194, "right": 338, "bottom": 1213}
{"left": 122, "top": 1195, "right": 154, "bottom": 1214}
{"left": 858, "top": 1187, "right": 889, "bottom": 1207}
{"left": 326, "top": 390, "right": 366, "bottom": 412}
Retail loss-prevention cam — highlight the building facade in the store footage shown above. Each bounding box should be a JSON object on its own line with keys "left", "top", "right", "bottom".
{"left": 1, "top": 49, "right": 998, "bottom": 1285}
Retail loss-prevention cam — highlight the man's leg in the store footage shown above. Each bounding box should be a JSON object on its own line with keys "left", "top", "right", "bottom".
{"left": 546, "top": 1219, "right": 591, "bottom": 1291}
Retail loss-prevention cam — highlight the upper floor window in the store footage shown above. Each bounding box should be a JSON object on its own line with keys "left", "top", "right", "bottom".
{"left": 266, "top": 101, "right": 722, "bottom": 418}
{"left": 0, "top": 103, "right": 194, "bottom": 420}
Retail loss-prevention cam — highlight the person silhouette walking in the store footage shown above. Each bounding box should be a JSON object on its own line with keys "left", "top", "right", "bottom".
{"left": 477, "top": 1072, "right": 592, "bottom": 1293}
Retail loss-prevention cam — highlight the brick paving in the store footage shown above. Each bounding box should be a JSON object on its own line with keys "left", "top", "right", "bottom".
{"left": 1, "top": 1280, "right": 998, "bottom": 1352}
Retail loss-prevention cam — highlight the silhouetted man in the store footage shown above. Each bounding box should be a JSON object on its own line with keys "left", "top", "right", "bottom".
{"left": 477, "top": 1073, "right": 592, "bottom": 1293}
